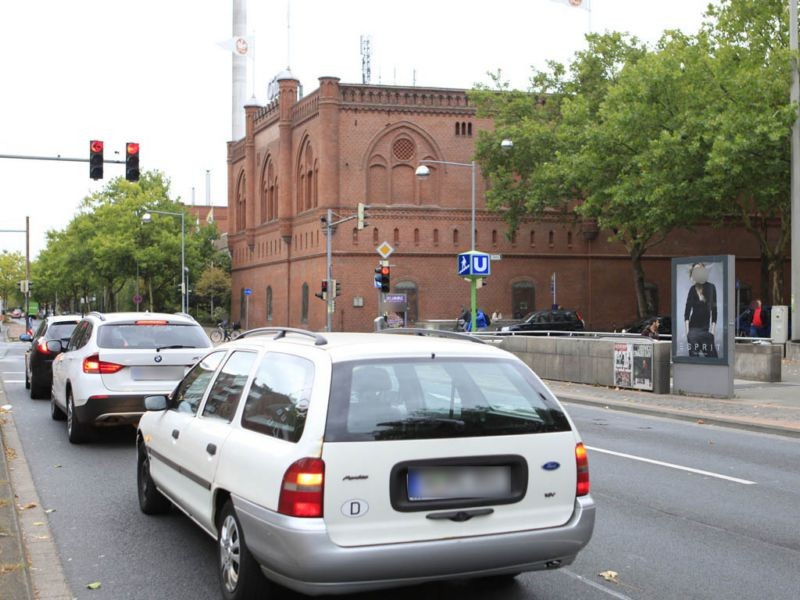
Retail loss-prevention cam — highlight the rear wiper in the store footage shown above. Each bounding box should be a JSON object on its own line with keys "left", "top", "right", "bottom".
{"left": 155, "top": 345, "right": 195, "bottom": 351}
{"left": 376, "top": 416, "right": 465, "bottom": 428}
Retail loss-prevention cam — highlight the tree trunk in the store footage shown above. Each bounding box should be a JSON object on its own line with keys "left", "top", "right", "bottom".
{"left": 148, "top": 278, "right": 154, "bottom": 312}
{"left": 631, "top": 249, "right": 649, "bottom": 318}
{"left": 768, "top": 255, "right": 785, "bottom": 305}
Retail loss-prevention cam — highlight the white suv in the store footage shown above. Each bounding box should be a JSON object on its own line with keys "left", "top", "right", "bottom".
{"left": 50, "top": 312, "right": 212, "bottom": 443}
{"left": 136, "top": 328, "right": 594, "bottom": 598}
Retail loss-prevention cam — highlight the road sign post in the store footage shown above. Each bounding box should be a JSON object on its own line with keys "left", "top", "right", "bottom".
{"left": 244, "top": 287, "right": 252, "bottom": 330}
{"left": 457, "top": 251, "right": 491, "bottom": 331}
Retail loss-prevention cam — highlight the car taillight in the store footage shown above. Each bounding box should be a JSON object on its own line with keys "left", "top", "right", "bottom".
{"left": 576, "top": 443, "right": 590, "bottom": 496}
{"left": 82, "top": 354, "right": 124, "bottom": 374}
{"left": 278, "top": 457, "right": 325, "bottom": 518}
{"left": 36, "top": 338, "right": 51, "bottom": 356}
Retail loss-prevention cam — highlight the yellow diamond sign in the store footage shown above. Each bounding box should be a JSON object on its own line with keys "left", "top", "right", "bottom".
{"left": 376, "top": 241, "right": 394, "bottom": 259}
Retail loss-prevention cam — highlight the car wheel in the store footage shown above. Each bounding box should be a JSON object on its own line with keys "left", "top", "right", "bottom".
{"left": 66, "top": 391, "right": 90, "bottom": 444}
{"left": 218, "top": 500, "right": 268, "bottom": 600}
{"left": 30, "top": 371, "right": 49, "bottom": 400}
{"left": 50, "top": 394, "right": 66, "bottom": 421}
{"left": 137, "top": 442, "right": 171, "bottom": 514}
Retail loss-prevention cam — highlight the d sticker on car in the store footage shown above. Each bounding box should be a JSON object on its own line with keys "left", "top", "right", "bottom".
{"left": 341, "top": 499, "right": 369, "bottom": 518}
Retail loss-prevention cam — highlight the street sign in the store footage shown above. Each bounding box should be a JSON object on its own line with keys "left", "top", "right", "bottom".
{"left": 457, "top": 251, "right": 491, "bottom": 277}
{"left": 376, "top": 241, "right": 394, "bottom": 259}
{"left": 490, "top": 254, "right": 502, "bottom": 261}
{"left": 244, "top": 288, "right": 252, "bottom": 296}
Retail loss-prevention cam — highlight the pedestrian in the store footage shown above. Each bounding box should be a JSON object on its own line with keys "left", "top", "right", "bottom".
{"left": 456, "top": 306, "right": 470, "bottom": 331}
{"left": 465, "top": 308, "right": 490, "bottom": 332}
{"left": 748, "top": 299, "right": 765, "bottom": 338}
{"left": 641, "top": 318, "right": 660, "bottom": 340}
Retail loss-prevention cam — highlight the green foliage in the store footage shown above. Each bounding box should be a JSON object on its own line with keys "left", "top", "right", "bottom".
{"left": 0, "top": 251, "right": 25, "bottom": 311}
{"left": 31, "top": 171, "right": 230, "bottom": 314}
{"left": 472, "top": 0, "right": 794, "bottom": 313}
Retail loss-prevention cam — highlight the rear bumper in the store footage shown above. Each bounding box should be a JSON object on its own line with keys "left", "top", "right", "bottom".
{"left": 73, "top": 395, "right": 147, "bottom": 426}
{"left": 233, "top": 494, "right": 595, "bottom": 596}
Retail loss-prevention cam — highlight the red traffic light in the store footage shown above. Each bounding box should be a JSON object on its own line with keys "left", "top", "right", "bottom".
{"left": 380, "top": 266, "right": 390, "bottom": 276}
{"left": 126, "top": 142, "right": 140, "bottom": 155}
{"left": 90, "top": 140, "right": 104, "bottom": 153}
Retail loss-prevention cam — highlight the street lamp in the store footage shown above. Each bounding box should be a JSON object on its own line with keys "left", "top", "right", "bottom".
{"left": 416, "top": 159, "right": 478, "bottom": 332}
{"left": 141, "top": 209, "right": 186, "bottom": 313}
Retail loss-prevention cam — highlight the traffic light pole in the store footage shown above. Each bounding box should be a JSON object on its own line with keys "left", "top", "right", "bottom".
{"left": 322, "top": 208, "right": 361, "bottom": 332}
{"left": 0, "top": 219, "right": 30, "bottom": 321}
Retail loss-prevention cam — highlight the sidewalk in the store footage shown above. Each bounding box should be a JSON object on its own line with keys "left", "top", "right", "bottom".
{"left": 546, "top": 358, "right": 800, "bottom": 438}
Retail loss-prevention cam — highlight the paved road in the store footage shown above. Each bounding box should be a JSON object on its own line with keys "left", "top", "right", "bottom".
{"left": 2, "top": 340, "right": 799, "bottom": 599}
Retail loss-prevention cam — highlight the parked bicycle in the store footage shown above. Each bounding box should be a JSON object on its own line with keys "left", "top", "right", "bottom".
{"left": 209, "top": 320, "right": 242, "bottom": 344}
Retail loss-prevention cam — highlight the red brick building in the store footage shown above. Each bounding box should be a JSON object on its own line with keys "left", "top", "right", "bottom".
{"left": 227, "top": 74, "right": 773, "bottom": 331}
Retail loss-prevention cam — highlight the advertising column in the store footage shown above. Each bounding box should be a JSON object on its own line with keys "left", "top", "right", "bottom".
{"left": 671, "top": 255, "right": 735, "bottom": 398}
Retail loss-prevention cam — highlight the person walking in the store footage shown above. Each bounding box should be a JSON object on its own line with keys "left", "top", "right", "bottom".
{"left": 748, "top": 299, "right": 766, "bottom": 338}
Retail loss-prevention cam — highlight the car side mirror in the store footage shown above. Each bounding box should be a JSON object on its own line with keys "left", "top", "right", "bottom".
{"left": 46, "top": 340, "right": 63, "bottom": 353}
{"left": 19, "top": 333, "right": 32, "bottom": 342}
{"left": 144, "top": 395, "right": 168, "bottom": 411}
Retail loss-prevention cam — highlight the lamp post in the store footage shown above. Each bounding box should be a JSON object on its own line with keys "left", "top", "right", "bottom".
{"left": 416, "top": 159, "right": 478, "bottom": 332}
{"left": 141, "top": 209, "right": 186, "bottom": 313}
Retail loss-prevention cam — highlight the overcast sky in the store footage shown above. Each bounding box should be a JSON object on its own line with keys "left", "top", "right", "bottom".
{"left": 1, "top": 0, "right": 709, "bottom": 259}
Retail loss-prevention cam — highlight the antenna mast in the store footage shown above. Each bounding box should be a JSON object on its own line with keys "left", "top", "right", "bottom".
{"left": 360, "top": 35, "right": 372, "bottom": 84}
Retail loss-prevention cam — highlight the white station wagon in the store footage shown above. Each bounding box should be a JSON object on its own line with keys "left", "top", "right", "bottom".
{"left": 136, "top": 328, "right": 594, "bottom": 599}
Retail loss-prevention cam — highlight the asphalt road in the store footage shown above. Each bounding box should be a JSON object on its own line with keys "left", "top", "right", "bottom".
{"left": 2, "top": 340, "right": 799, "bottom": 600}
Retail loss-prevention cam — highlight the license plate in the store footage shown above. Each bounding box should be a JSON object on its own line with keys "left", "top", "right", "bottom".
{"left": 130, "top": 366, "right": 184, "bottom": 381}
{"left": 407, "top": 466, "right": 512, "bottom": 501}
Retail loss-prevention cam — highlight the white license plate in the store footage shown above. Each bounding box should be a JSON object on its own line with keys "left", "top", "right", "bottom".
{"left": 407, "top": 466, "right": 512, "bottom": 501}
{"left": 130, "top": 366, "right": 184, "bottom": 381}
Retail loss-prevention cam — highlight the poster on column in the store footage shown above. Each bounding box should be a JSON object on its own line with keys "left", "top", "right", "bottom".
{"left": 614, "top": 342, "right": 653, "bottom": 391}
{"left": 671, "top": 256, "right": 729, "bottom": 365}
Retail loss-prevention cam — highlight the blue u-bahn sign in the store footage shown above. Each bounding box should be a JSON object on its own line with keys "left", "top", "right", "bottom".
{"left": 457, "top": 251, "right": 491, "bottom": 277}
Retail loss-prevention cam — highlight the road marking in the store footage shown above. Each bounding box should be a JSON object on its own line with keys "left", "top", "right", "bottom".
{"left": 586, "top": 446, "right": 756, "bottom": 485}
{"left": 3, "top": 380, "right": 24, "bottom": 383}
{"left": 560, "top": 568, "right": 635, "bottom": 600}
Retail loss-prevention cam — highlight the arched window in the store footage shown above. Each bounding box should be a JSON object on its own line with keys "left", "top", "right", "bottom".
{"left": 414, "top": 228, "right": 420, "bottom": 246}
{"left": 266, "top": 286, "right": 273, "bottom": 321}
{"left": 467, "top": 123, "right": 473, "bottom": 136}
{"left": 396, "top": 281, "right": 419, "bottom": 324}
{"left": 530, "top": 231, "right": 536, "bottom": 247}
{"left": 352, "top": 227, "right": 359, "bottom": 244}
{"left": 373, "top": 227, "right": 379, "bottom": 244}
{"left": 433, "top": 228, "right": 439, "bottom": 245}
{"left": 455, "top": 122, "right": 461, "bottom": 136}
{"left": 492, "top": 230, "right": 498, "bottom": 246}
{"left": 453, "top": 229, "right": 459, "bottom": 245}
{"left": 235, "top": 171, "right": 246, "bottom": 232}
{"left": 394, "top": 227, "right": 400, "bottom": 244}
{"left": 301, "top": 283, "right": 309, "bottom": 323}
{"left": 567, "top": 231, "right": 573, "bottom": 247}
{"left": 297, "top": 139, "right": 316, "bottom": 213}
{"left": 548, "top": 230, "right": 554, "bottom": 246}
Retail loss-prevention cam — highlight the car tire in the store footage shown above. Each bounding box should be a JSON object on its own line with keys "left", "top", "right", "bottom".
{"left": 30, "top": 371, "right": 49, "bottom": 400}
{"left": 137, "top": 443, "right": 171, "bottom": 515}
{"left": 50, "top": 395, "right": 66, "bottom": 421}
{"left": 66, "top": 391, "right": 90, "bottom": 444}
{"left": 218, "top": 500, "right": 268, "bottom": 600}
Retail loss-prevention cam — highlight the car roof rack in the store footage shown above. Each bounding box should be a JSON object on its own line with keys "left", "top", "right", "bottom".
{"left": 378, "top": 328, "right": 486, "bottom": 345}
{"left": 88, "top": 311, "right": 106, "bottom": 321}
{"left": 236, "top": 327, "right": 328, "bottom": 346}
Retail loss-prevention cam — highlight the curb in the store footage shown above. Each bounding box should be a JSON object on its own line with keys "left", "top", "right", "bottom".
{"left": 558, "top": 393, "right": 800, "bottom": 439}
{"left": 0, "top": 383, "right": 73, "bottom": 599}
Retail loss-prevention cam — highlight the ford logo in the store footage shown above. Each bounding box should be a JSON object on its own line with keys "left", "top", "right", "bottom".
{"left": 542, "top": 461, "right": 560, "bottom": 471}
{"left": 154, "top": 355, "right": 163, "bottom": 363}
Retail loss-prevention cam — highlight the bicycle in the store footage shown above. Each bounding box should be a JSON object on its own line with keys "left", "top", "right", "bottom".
{"left": 209, "top": 321, "right": 242, "bottom": 344}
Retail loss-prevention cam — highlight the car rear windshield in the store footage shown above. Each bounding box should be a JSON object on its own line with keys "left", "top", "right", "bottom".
{"left": 325, "top": 357, "right": 571, "bottom": 442}
{"left": 47, "top": 323, "right": 78, "bottom": 340}
{"left": 97, "top": 323, "right": 209, "bottom": 349}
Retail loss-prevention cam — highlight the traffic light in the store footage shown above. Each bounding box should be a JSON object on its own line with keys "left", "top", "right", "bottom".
{"left": 89, "top": 140, "right": 104, "bottom": 180}
{"left": 315, "top": 280, "right": 328, "bottom": 301}
{"left": 380, "top": 265, "right": 390, "bottom": 293}
{"left": 334, "top": 280, "right": 342, "bottom": 298}
{"left": 357, "top": 203, "right": 367, "bottom": 230}
{"left": 126, "top": 142, "right": 140, "bottom": 182}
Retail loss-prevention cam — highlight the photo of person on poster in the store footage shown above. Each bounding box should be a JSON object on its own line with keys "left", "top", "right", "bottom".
{"left": 673, "top": 258, "right": 726, "bottom": 362}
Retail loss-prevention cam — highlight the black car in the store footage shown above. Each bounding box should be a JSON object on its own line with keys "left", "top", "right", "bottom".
{"left": 500, "top": 309, "right": 586, "bottom": 333}
{"left": 22, "top": 315, "right": 81, "bottom": 399}
{"left": 621, "top": 316, "right": 672, "bottom": 336}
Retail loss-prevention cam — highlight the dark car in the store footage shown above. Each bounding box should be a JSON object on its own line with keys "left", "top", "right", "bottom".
{"left": 500, "top": 309, "right": 586, "bottom": 333}
{"left": 621, "top": 316, "right": 672, "bottom": 336}
{"left": 23, "top": 315, "right": 81, "bottom": 399}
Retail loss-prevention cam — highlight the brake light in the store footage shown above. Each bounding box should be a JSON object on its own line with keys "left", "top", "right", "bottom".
{"left": 82, "top": 354, "right": 124, "bottom": 374}
{"left": 36, "top": 338, "right": 51, "bottom": 356}
{"left": 134, "top": 320, "right": 168, "bottom": 326}
{"left": 278, "top": 458, "right": 325, "bottom": 517}
{"left": 576, "top": 443, "right": 590, "bottom": 496}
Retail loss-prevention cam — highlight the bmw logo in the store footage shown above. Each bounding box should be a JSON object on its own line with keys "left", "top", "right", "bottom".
{"left": 154, "top": 355, "right": 163, "bottom": 363}
{"left": 542, "top": 461, "right": 560, "bottom": 471}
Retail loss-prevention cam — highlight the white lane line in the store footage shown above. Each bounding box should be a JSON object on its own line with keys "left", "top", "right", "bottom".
{"left": 586, "top": 446, "right": 756, "bottom": 485}
{"left": 560, "top": 569, "right": 635, "bottom": 600}
{"left": 2, "top": 371, "right": 24, "bottom": 374}
{"left": 3, "top": 380, "right": 24, "bottom": 383}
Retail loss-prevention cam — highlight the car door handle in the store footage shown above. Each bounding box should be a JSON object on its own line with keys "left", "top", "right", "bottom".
{"left": 426, "top": 508, "right": 494, "bottom": 522}
{"left": 171, "top": 429, "right": 180, "bottom": 440}
{"left": 206, "top": 443, "right": 217, "bottom": 456}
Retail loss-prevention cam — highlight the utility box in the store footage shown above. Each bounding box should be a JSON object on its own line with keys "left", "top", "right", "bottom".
{"left": 771, "top": 305, "right": 789, "bottom": 344}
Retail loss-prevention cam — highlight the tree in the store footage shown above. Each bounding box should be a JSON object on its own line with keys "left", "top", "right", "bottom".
{"left": 195, "top": 265, "right": 231, "bottom": 320}
{"left": 701, "top": 0, "right": 793, "bottom": 304}
{"left": 0, "top": 251, "right": 25, "bottom": 311}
